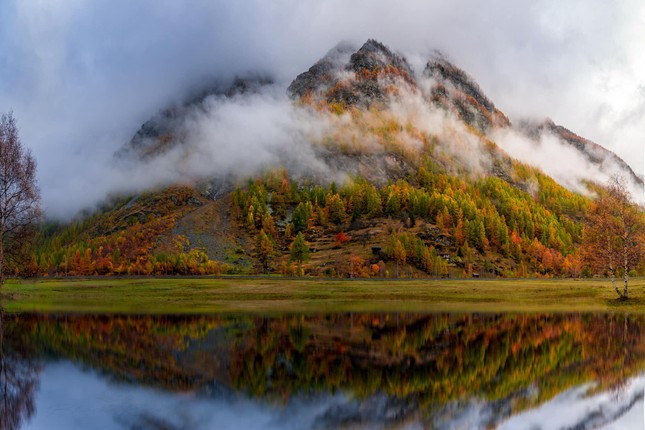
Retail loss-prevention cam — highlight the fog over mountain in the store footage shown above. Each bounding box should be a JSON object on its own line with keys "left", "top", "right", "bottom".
{"left": 1, "top": 1, "right": 644, "bottom": 218}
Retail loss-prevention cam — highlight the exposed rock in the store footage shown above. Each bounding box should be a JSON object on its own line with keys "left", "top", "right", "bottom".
{"left": 347, "top": 39, "right": 414, "bottom": 78}
{"left": 313, "top": 394, "right": 418, "bottom": 429}
{"left": 312, "top": 147, "right": 415, "bottom": 186}
{"left": 288, "top": 39, "right": 416, "bottom": 109}
{"left": 425, "top": 54, "right": 510, "bottom": 132}
{"left": 287, "top": 42, "right": 355, "bottom": 99}
{"left": 419, "top": 224, "right": 455, "bottom": 252}
{"left": 113, "top": 38, "right": 642, "bottom": 204}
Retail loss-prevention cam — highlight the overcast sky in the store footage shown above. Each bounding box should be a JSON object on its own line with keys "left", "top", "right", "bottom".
{"left": 1, "top": 0, "right": 644, "bottom": 217}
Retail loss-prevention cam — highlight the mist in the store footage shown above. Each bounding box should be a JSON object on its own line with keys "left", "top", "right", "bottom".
{"left": 491, "top": 127, "right": 645, "bottom": 204}
{"left": 1, "top": 1, "right": 644, "bottom": 217}
{"left": 118, "top": 86, "right": 338, "bottom": 192}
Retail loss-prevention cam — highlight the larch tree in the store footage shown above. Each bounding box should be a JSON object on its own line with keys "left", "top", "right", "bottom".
{"left": 289, "top": 232, "right": 310, "bottom": 270}
{"left": 254, "top": 229, "right": 276, "bottom": 274}
{"left": 582, "top": 176, "right": 644, "bottom": 300}
{"left": 386, "top": 233, "right": 406, "bottom": 278}
{"left": 0, "top": 112, "right": 41, "bottom": 284}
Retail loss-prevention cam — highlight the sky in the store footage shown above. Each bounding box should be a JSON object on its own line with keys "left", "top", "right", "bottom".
{"left": 1, "top": 0, "right": 644, "bottom": 218}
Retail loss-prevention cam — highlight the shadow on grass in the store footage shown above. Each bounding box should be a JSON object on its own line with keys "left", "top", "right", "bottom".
{"left": 606, "top": 296, "right": 645, "bottom": 308}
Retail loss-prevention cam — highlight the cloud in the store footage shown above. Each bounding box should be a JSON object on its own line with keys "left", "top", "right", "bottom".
{"left": 0, "top": 1, "right": 643, "bottom": 217}
{"left": 491, "top": 127, "right": 645, "bottom": 204}
{"left": 120, "top": 86, "right": 337, "bottom": 191}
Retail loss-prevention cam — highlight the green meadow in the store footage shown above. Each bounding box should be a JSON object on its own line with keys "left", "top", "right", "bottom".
{"left": 2, "top": 276, "right": 644, "bottom": 314}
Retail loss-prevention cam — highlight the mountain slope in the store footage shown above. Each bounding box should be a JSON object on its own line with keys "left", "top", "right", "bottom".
{"left": 31, "top": 39, "right": 644, "bottom": 279}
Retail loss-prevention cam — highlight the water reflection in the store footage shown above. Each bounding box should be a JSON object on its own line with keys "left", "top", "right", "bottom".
{"left": 0, "top": 308, "right": 41, "bottom": 430}
{"left": 1, "top": 312, "right": 644, "bottom": 429}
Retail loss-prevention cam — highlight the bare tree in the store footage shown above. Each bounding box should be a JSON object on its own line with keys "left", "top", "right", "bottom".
{"left": 583, "top": 176, "right": 645, "bottom": 300}
{"left": 0, "top": 112, "right": 41, "bottom": 284}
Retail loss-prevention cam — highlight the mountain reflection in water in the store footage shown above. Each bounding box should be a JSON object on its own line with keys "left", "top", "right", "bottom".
{"left": 1, "top": 311, "right": 643, "bottom": 429}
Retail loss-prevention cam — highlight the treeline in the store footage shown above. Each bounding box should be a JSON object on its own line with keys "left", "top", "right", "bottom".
{"left": 232, "top": 157, "right": 590, "bottom": 277}
{"left": 26, "top": 157, "right": 594, "bottom": 278}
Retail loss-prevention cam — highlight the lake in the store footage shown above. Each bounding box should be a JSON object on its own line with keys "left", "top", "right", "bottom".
{"left": 1, "top": 311, "right": 643, "bottom": 429}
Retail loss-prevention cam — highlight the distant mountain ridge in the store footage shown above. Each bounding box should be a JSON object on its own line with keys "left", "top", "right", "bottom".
{"left": 521, "top": 118, "right": 642, "bottom": 185}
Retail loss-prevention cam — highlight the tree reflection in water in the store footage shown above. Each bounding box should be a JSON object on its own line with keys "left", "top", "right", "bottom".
{"left": 1, "top": 312, "right": 643, "bottom": 429}
{"left": 0, "top": 307, "right": 40, "bottom": 430}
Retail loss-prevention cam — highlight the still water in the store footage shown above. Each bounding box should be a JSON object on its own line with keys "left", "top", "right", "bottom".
{"left": 1, "top": 312, "right": 643, "bottom": 429}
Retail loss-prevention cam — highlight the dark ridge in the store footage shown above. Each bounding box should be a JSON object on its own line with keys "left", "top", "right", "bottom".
{"left": 424, "top": 55, "right": 510, "bottom": 133}
{"left": 287, "top": 39, "right": 416, "bottom": 105}
{"left": 425, "top": 56, "right": 495, "bottom": 114}
{"left": 117, "top": 75, "right": 272, "bottom": 161}
{"left": 521, "top": 119, "right": 644, "bottom": 186}
{"left": 326, "top": 39, "right": 417, "bottom": 108}
{"left": 287, "top": 42, "right": 356, "bottom": 99}
{"left": 348, "top": 39, "right": 414, "bottom": 78}
{"left": 546, "top": 121, "right": 644, "bottom": 186}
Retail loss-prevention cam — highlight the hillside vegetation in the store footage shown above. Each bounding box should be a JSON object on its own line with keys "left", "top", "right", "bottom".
{"left": 25, "top": 39, "right": 645, "bottom": 279}
{"left": 30, "top": 157, "right": 599, "bottom": 278}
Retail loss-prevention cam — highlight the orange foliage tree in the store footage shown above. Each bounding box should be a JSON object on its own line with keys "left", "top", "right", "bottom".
{"left": 583, "top": 177, "right": 645, "bottom": 299}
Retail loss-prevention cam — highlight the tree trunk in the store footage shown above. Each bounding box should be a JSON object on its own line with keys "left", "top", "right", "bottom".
{"left": 622, "top": 244, "right": 629, "bottom": 300}
{"left": 623, "top": 265, "right": 629, "bottom": 300}
{"left": 607, "top": 240, "right": 625, "bottom": 300}
{"left": 609, "top": 269, "right": 625, "bottom": 299}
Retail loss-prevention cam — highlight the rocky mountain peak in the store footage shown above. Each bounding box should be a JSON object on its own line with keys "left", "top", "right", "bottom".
{"left": 116, "top": 38, "right": 642, "bottom": 198}
{"left": 287, "top": 39, "right": 417, "bottom": 109}
{"left": 425, "top": 55, "right": 495, "bottom": 113}
{"left": 348, "top": 39, "right": 414, "bottom": 78}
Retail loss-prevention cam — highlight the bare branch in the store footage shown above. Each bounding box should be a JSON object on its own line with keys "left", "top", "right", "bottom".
{"left": 0, "top": 112, "right": 41, "bottom": 283}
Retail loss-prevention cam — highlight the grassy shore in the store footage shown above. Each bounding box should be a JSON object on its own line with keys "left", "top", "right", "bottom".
{"left": 1, "top": 276, "right": 644, "bottom": 314}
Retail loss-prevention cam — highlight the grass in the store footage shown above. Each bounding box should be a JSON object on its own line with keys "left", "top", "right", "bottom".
{"left": 1, "top": 276, "right": 644, "bottom": 314}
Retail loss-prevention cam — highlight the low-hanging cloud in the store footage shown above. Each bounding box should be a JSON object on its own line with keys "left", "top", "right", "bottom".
{"left": 491, "top": 127, "right": 645, "bottom": 204}
{"left": 125, "top": 87, "right": 340, "bottom": 189}
{"left": 47, "top": 86, "right": 342, "bottom": 219}
{"left": 1, "top": 0, "right": 644, "bottom": 217}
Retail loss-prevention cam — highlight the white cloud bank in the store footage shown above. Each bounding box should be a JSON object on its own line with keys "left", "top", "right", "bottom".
{"left": 0, "top": 1, "right": 643, "bottom": 217}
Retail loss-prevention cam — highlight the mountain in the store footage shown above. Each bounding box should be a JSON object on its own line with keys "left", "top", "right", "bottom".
{"left": 116, "top": 39, "right": 641, "bottom": 192}
{"left": 31, "top": 39, "right": 644, "bottom": 279}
